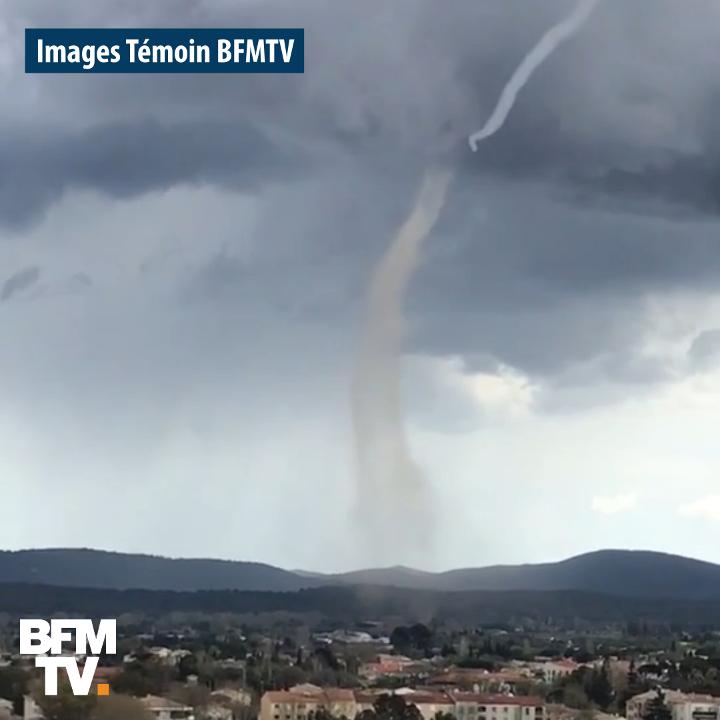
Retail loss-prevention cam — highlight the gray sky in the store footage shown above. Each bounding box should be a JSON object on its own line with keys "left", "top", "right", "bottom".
{"left": 2, "top": 0, "right": 720, "bottom": 571}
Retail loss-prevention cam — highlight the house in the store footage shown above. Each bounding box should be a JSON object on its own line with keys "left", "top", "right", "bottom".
{"left": 206, "top": 688, "right": 255, "bottom": 719}
{"left": 530, "top": 660, "right": 581, "bottom": 684}
{"left": 355, "top": 690, "right": 455, "bottom": 720}
{"left": 140, "top": 695, "right": 195, "bottom": 720}
{"left": 205, "top": 704, "right": 233, "bottom": 720}
{"left": 627, "top": 690, "right": 720, "bottom": 720}
{"left": 451, "top": 692, "right": 545, "bottom": 720}
{"left": 359, "top": 655, "right": 418, "bottom": 681}
{"left": 546, "top": 703, "right": 625, "bottom": 720}
{"left": 428, "top": 668, "right": 533, "bottom": 693}
{"left": 393, "top": 692, "right": 456, "bottom": 720}
{"left": 261, "top": 688, "right": 356, "bottom": 720}
{"left": 124, "top": 648, "right": 191, "bottom": 667}
{"left": 210, "top": 688, "right": 252, "bottom": 707}
{"left": 261, "top": 688, "right": 546, "bottom": 720}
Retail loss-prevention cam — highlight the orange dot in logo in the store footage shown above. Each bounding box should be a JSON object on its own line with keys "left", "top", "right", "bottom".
{"left": 97, "top": 684, "right": 110, "bottom": 696}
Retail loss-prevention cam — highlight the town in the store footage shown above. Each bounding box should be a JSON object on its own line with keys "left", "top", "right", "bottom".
{"left": 0, "top": 614, "right": 719, "bottom": 720}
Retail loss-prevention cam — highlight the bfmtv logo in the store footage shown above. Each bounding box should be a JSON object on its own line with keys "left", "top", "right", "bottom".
{"left": 20, "top": 619, "right": 116, "bottom": 696}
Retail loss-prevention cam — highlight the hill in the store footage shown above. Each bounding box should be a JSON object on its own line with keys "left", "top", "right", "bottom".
{"left": 0, "top": 548, "right": 312, "bottom": 592}
{"left": 328, "top": 550, "right": 720, "bottom": 599}
{"left": 2, "top": 548, "right": 720, "bottom": 599}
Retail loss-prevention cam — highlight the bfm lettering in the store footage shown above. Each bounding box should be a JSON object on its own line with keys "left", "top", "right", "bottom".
{"left": 20, "top": 619, "right": 116, "bottom": 696}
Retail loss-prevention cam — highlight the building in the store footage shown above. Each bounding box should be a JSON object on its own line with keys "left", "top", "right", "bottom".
{"left": 210, "top": 688, "right": 252, "bottom": 707}
{"left": 627, "top": 690, "right": 720, "bottom": 720}
{"left": 313, "top": 631, "right": 389, "bottom": 649}
{"left": 403, "top": 692, "right": 458, "bottom": 720}
{"left": 355, "top": 691, "right": 456, "bottom": 720}
{"left": 451, "top": 692, "right": 545, "bottom": 720}
{"left": 205, "top": 704, "right": 233, "bottom": 720}
{"left": 205, "top": 689, "right": 253, "bottom": 720}
{"left": 140, "top": 695, "right": 196, "bottom": 720}
{"left": 359, "top": 655, "right": 424, "bottom": 682}
{"left": 546, "top": 703, "right": 625, "bottom": 720}
{"left": 261, "top": 688, "right": 356, "bottom": 720}
{"left": 428, "top": 668, "right": 533, "bottom": 693}
{"left": 674, "top": 698, "right": 720, "bottom": 720}
{"left": 530, "top": 660, "right": 581, "bottom": 685}
{"left": 261, "top": 687, "right": 545, "bottom": 720}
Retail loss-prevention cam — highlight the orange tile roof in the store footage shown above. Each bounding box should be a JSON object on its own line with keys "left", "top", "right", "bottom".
{"left": 325, "top": 689, "right": 356, "bottom": 702}
{"left": 403, "top": 693, "right": 455, "bottom": 705}
{"left": 264, "top": 689, "right": 544, "bottom": 709}
{"left": 354, "top": 692, "right": 378, "bottom": 704}
{"left": 264, "top": 689, "right": 355, "bottom": 704}
{"left": 264, "top": 691, "right": 321, "bottom": 703}
{"left": 429, "top": 670, "right": 529, "bottom": 685}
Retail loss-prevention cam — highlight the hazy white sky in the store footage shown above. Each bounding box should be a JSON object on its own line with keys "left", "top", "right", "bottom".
{"left": 2, "top": 0, "right": 720, "bottom": 571}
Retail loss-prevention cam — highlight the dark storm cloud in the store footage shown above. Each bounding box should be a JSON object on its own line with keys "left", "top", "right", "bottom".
{"left": 397, "top": 178, "right": 720, "bottom": 380}
{"left": 0, "top": 0, "right": 717, "bottom": 217}
{"left": 2, "top": 0, "right": 720, "bottom": 391}
{"left": 581, "top": 154, "right": 720, "bottom": 217}
{"left": 440, "top": 182, "right": 720, "bottom": 304}
{"left": 1, "top": 266, "right": 40, "bottom": 301}
{"left": 455, "top": 73, "right": 720, "bottom": 219}
{"left": 2, "top": 0, "right": 720, "bottom": 225}
{"left": 0, "top": 119, "right": 306, "bottom": 228}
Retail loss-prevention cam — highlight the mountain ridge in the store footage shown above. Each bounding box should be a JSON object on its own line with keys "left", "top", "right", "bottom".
{"left": 1, "top": 548, "right": 720, "bottom": 599}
